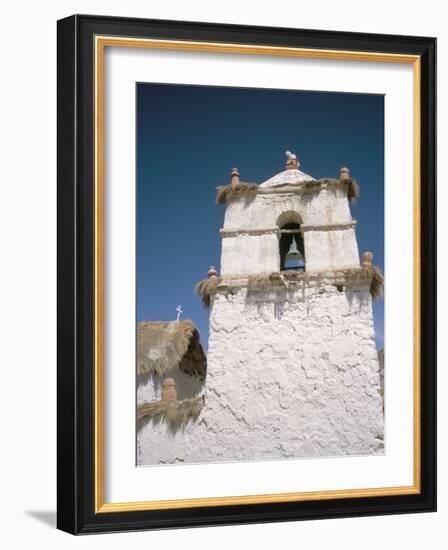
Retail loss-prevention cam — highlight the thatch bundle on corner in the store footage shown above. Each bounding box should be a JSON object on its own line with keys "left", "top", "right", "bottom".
{"left": 333, "top": 265, "right": 383, "bottom": 300}
{"left": 345, "top": 178, "right": 360, "bottom": 202}
{"left": 195, "top": 277, "right": 222, "bottom": 307}
{"left": 137, "top": 320, "right": 206, "bottom": 378}
{"left": 216, "top": 182, "right": 258, "bottom": 205}
{"left": 303, "top": 178, "right": 359, "bottom": 203}
{"left": 362, "top": 265, "right": 384, "bottom": 300}
{"left": 137, "top": 396, "right": 204, "bottom": 430}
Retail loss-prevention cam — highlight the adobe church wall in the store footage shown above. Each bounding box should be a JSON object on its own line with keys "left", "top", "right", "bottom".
{"left": 220, "top": 232, "right": 280, "bottom": 275}
{"left": 304, "top": 227, "right": 360, "bottom": 271}
{"left": 222, "top": 187, "right": 352, "bottom": 230}
{"left": 220, "top": 226, "right": 359, "bottom": 275}
{"left": 137, "top": 281, "right": 384, "bottom": 465}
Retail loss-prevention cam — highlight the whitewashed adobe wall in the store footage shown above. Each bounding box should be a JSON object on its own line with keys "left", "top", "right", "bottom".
{"left": 137, "top": 279, "right": 384, "bottom": 465}
{"left": 220, "top": 187, "right": 360, "bottom": 275}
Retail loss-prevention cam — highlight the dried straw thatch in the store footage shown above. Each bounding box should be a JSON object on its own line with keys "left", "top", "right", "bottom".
{"left": 303, "top": 178, "right": 359, "bottom": 202}
{"left": 245, "top": 266, "right": 383, "bottom": 300}
{"left": 215, "top": 177, "right": 359, "bottom": 204}
{"left": 216, "top": 182, "right": 258, "bottom": 205}
{"left": 137, "top": 396, "right": 204, "bottom": 431}
{"left": 282, "top": 271, "right": 309, "bottom": 283}
{"left": 137, "top": 320, "right": 206, "bottom": 378}
{"left": 195, "top": 277, "right": 222, "bottom": 307}
{"left": 247, "top": 272, "right": 284, "bottom": 289}
{"left": 345, "top": 179, "right": 360, "bottom": 202}
{"left": 363, "top": 265, "right": 384, "bottom": 300}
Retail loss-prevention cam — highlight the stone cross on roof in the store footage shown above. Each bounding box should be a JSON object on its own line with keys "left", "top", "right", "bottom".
{"left": 176, "top": 305, "right": 183, "bottom": 321}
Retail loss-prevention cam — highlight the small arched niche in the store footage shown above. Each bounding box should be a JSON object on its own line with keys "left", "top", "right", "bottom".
{"left": 277, "top": 211, "right": 305, "bottom": 272}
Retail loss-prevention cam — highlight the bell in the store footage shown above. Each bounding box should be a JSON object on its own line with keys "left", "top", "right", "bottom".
{"left": 285, "top": 240, "right": 304, "bottom": 262}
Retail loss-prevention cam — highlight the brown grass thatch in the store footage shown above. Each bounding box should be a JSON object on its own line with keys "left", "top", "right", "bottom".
{"left": 195, "top": 277, "right": 222, "bottom": 307}
{"left": 282, "top": 270, "right": 309, "bottom": 283}
{"left": 216, "top": 182, "right": 258, "bottom": 205}
{"left": 303, "top": 178, "right": 359, "bottom": 203}
{"left": 137, "top": 396, "right": 204, "bottom": 431}
{"left": 137, "top": 320, "right": 206, "bottom": 378}
{"left": 247, "top": 272, "right": 284, "bottom": 289}
{"left": 363, "top": 265, "right": 384, "bottom": 300}
{"left": 345, "top": 178, "right": 360, "bottom": 202}
{"left": 245, "top": 266, "right": 383, "bottom": 299}
{"left": 215, "top": 178, "right": 359, "bottom": 204}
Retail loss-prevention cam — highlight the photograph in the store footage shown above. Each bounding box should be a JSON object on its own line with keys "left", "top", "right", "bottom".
{"left": 55, "top": 13, "right": 436, "bottom": 534}
{"left": 135, "top": 83, "right": 385, "bottom": 466}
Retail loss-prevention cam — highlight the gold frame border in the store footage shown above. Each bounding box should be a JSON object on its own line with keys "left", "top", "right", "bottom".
{"left": 94, "top": 36, "right": 421, "bottom": 514}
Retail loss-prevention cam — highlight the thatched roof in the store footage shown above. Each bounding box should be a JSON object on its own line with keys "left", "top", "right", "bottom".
{"left": 137, "top": 320, "right": 206, "bottom": 378}
{"left": 137, "top": 396, "right": 204, "bottom": 431}
{"left": 215, "top": 178, "right": 359, "bottom": 204}
{"left": 216, "top": 182, "right": 258, "bottom": 205}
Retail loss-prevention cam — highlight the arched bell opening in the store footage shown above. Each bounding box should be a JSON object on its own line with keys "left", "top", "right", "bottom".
{"left": 279, "top": 223, "right": 305, "bottom": 271}
{"left": 276, "top": 212, "right": 305, "bottom": 272}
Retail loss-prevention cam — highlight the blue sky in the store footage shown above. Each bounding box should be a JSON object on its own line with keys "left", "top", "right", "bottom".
{"left": 136, "top": 83, "right": 384, "bottom": 349}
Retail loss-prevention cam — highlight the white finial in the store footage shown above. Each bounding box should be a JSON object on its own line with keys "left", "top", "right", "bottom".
{"left": 175, "top": 305, "right": 183, "bottom": 321}
{"left": 285, "top": 151, "right": 299, "bottom": 170}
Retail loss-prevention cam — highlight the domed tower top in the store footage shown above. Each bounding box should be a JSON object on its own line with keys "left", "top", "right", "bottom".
{"left": 259, "top": 151, "right": 314, "bottom": 188}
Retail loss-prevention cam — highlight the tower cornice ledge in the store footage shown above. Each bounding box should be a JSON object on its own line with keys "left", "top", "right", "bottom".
{"left": 220, "top": 227, "right": 279, "bottom": 237}
{"left": 301, "top": 220, "right": 357, "bottom": 232}
{"left": 220, "top": 220, "right": 357, "bottom": 238}
{"left": 195, "top": 266, "right": 383, "bottom": 306}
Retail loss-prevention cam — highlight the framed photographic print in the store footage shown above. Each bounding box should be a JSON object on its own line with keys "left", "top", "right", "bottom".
{"left": 57, "top": 14, "right": 436, "bottom": 534}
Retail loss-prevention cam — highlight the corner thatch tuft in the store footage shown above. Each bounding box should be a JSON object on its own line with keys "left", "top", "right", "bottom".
{"left": 247, "top": 272, "right": 284, "bottom": 290}
{"left": 345, "top": 178, "right": 360, "bottom": 202}
{"left": 137, "top": 320, "right": 206, "bottom": 378}
{"left": 216, "top": 182, "right": 258, "bottom": 205}
{"left": 195, "top": 277, "right": 222, "bottom": 307}
{"left": 363, "top": 265, "right": 384, "bottom": 300}
{"left": 137, "top": 397, "right": 204, "bottom": 431}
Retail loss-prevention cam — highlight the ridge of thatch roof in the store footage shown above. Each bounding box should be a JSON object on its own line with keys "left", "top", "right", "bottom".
{"left": 216, "top": 178, "right": 359, "bottom": 204}
{"left": 137, "top": 320, "right": 206, "bottom": 378}
{"left": 137, "top": 396, "right": 204, "bottom": 431}
{"left": 195, "top": 277, "right": 222, "bottom": 307}
{"left": 216, "top": 182, "right": 258, "bottom": 205}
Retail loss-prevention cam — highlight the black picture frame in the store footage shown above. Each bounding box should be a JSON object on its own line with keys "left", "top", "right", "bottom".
{"left": 57, "top": 14, "right": 436, "bottom": 534}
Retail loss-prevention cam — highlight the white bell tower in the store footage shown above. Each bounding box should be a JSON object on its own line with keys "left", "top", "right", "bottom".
{"left": 201, "top": 152, "right": 384, "bottom": 459}
{"left": 137, "top": 152, "right": 385, "bottom": 465}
